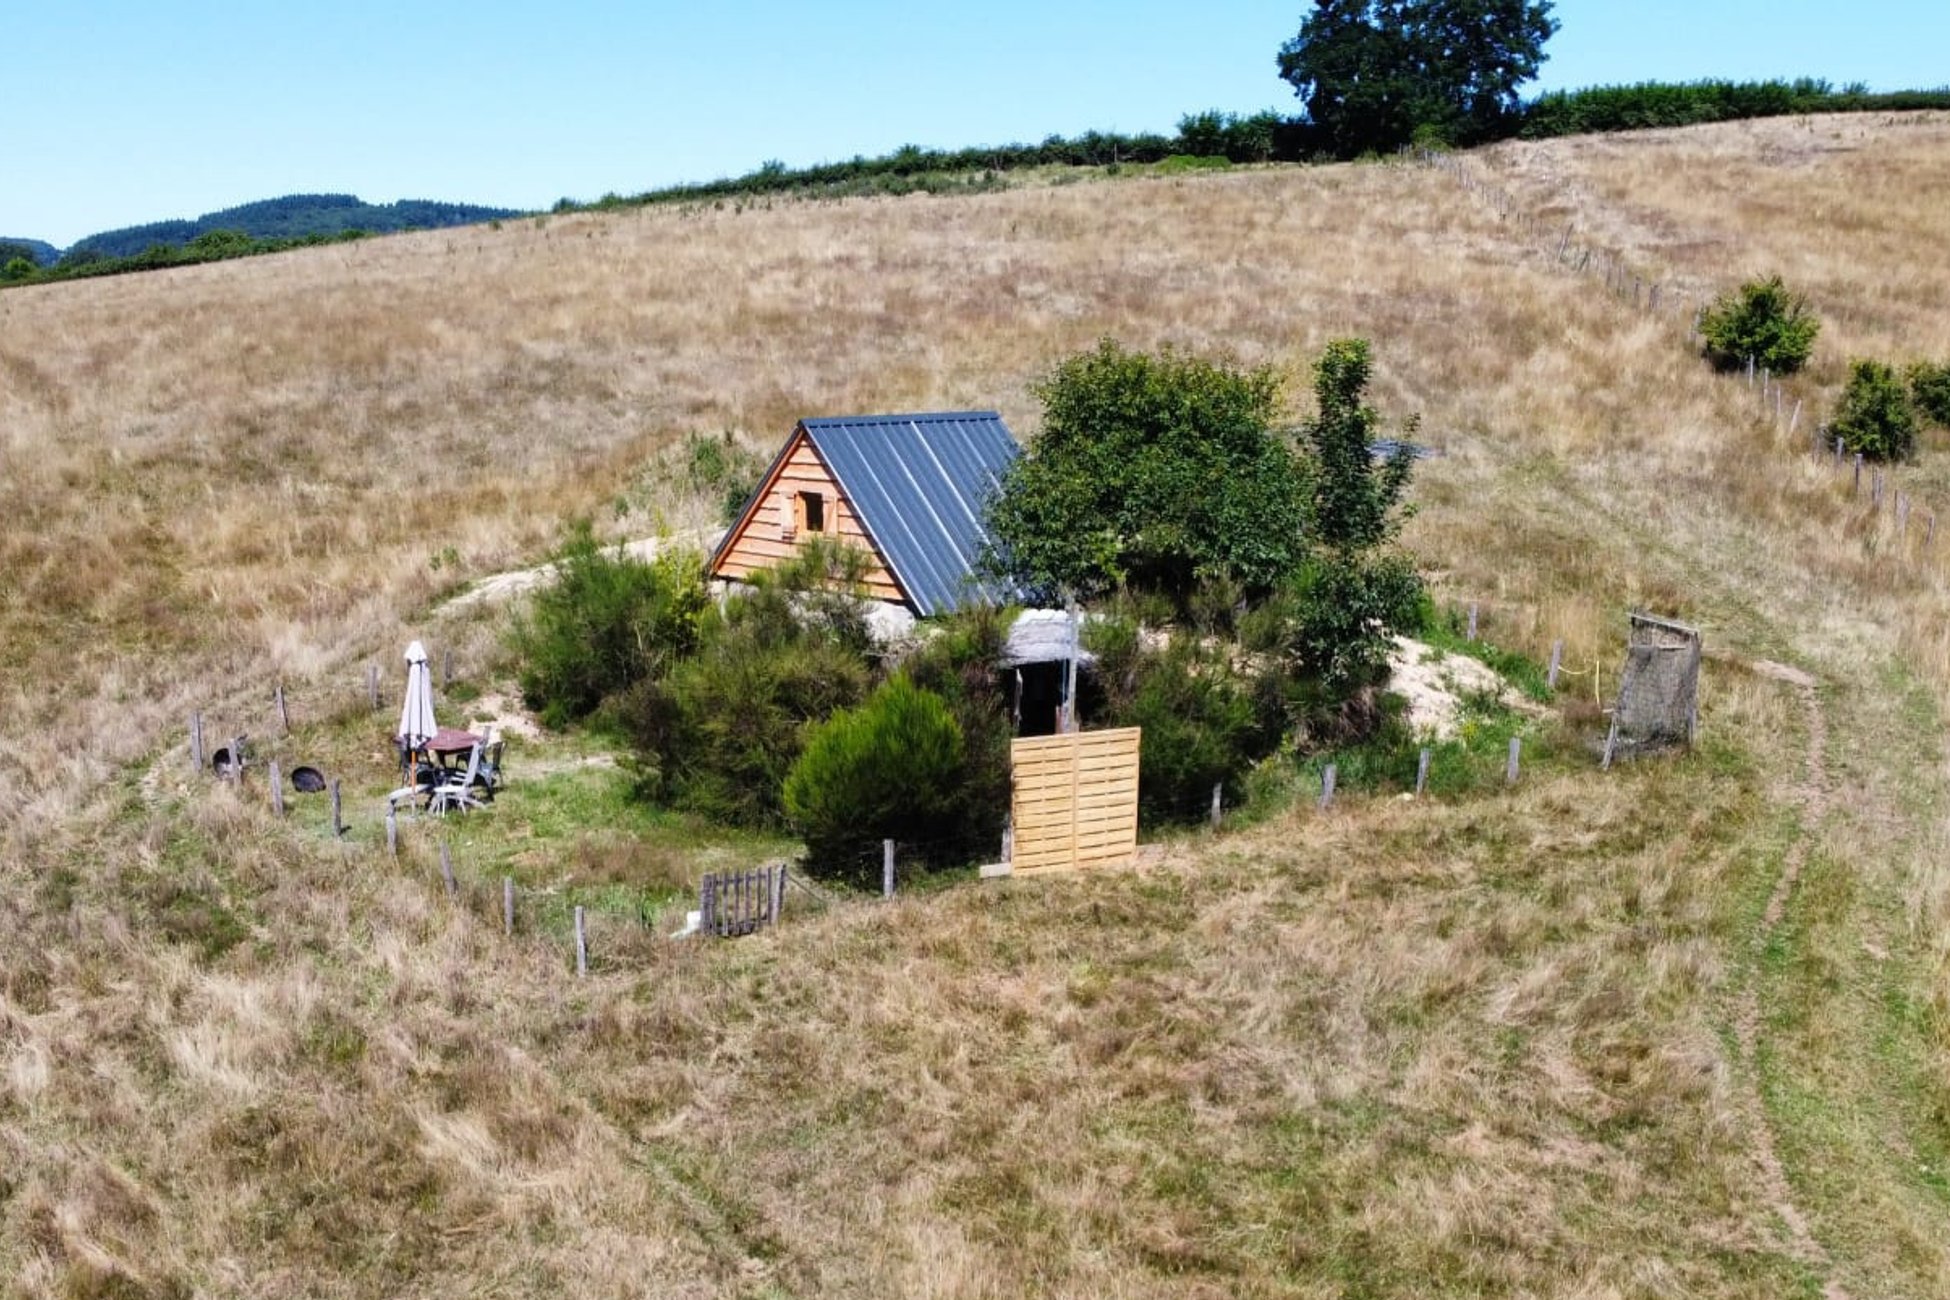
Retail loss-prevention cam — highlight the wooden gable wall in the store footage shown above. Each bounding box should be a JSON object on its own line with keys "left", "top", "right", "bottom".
{"left": 711, "top": 430, "right": 905, "bottom": 605}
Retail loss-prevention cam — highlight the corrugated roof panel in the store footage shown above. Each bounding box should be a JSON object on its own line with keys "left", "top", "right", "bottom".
{"left": 801, "top": 411, "right": 1021, "bottom": 618}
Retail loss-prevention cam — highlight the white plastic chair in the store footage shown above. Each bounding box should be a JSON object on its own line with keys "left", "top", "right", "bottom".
{"left": 427, "top": 742, "right": 487, "bottom": 816}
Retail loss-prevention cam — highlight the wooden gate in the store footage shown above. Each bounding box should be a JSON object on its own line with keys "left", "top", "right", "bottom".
{"left": 1009, "top": 727, "right": 1141, "bottom": 875}
{"left": 699, "top": 864, "right": 786, "bottom": 937}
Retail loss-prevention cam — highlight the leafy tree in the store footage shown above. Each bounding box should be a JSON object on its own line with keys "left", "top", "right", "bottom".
{"left": 1301, "top": 338, "right": 1416, "bottom": 551}
{"left": 784, "top": 676, "right": 966, "bottom": 885}
{"left": 1278, "top": 0, "right": 1559, "bottom": 155}
{"left": 0, "top": 241, "right": 42, "bottom": 270}
{"left": 983, "top": 340, "right": 1308, "bottom": 606}
{"left": 0, "top": 257, "right": 35, "bottom": 283}
{"left": 1699, "top": 275, "right": 1820, "bottom": 374}
{"left": 1832, "top": 359, "right": 1919, "bottom": 461}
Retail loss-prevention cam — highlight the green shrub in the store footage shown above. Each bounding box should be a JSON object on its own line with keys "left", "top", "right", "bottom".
{"left": 1242, "top": 551, "right": 1424, "bottom": 703}
{"left": 1832, "top": 359, "right": 1919, "bottom": 461}
{"left": 902, "top": 604, "right": 1016, "bottom": 862}
{"left": 1699, "top": 275, "right": 1820, "bottom": 374}
{"left": 509, "top": 523, "right": 707, "bottom": 727}
{"left": 1909, "top": 361, "right": 1950, "bottom": 428}
{"left": 784, "top": 676, "right": 966, "bottom": 886}
{"left": 614, "top": 539, "right": 876, "bottom": 828}
{"left": 1085, "top": 614, "right": 1267, "bottom": 824}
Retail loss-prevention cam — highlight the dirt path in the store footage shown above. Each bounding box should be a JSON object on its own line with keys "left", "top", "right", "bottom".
{"left": 1739, "top": 662, "right": 1851, "bottom": 1300}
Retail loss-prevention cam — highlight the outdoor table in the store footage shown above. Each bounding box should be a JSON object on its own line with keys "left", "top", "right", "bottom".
{"left": 424, "top": 727, "right": 483, "bottom": 771}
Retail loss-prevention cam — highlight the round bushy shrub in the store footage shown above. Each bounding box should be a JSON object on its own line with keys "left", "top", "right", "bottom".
{"left": 1832, "top": 359, "right": 1919, "bottom": 461}
{"left": 510, "top": 523, "right": 707, "bottom": 728}
{"left": 783, "top": 676, "right": 965, "bottom": 887}
{"left": 1910, "top": 361, "right": 1950, "bottom": 428}
{"left": 1699, "top": 275, "right": 1820, "bottom": 375}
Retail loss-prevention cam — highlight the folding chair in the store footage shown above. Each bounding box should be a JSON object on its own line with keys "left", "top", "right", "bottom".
{"left": 428, "top": 742, "right": 488, "bottom": 816}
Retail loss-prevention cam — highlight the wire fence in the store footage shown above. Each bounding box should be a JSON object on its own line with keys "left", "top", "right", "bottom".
{"left": 1411, "top": 146, "right": 1949, "bottom": 580}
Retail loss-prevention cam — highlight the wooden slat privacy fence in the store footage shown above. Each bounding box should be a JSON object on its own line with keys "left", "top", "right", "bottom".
{"left": 699, "top": 865, "right": 787, "bottom": 938}
{"left": 1010, "top": 727, "right": 1141, "bottom": 875}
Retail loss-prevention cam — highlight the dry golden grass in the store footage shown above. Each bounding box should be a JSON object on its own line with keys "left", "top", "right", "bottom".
{"left": 4, "top": 114, "right": 1950, "bottom": 1296}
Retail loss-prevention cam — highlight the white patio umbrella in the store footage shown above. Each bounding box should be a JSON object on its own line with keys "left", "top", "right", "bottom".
{"left": 396, "top": 640, "right": 438, "bottom": 767}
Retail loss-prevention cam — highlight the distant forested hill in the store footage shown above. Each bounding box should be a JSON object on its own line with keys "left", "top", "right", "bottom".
{"left": 69, "top": 194, "right": 519, "bottom": 259}
{"left": 0, "top": 237, "right": 60, "bottom": 266}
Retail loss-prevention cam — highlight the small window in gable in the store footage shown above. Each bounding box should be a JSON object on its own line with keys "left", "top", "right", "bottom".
{"left": 799, "top": 490, "right": 827, "bottom": 534}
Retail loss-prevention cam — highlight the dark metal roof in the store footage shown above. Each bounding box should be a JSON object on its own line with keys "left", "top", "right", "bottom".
{"left": 800, "top": 411, "right": 1021, "bottom": 618}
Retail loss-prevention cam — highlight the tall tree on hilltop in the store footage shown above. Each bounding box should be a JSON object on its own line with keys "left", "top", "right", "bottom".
{"left": 1278, "top": 0, "right": 1559, "bottom": 155}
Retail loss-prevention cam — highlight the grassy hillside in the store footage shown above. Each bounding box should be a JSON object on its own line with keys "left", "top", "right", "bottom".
{"left": 3, "top": 113, "right": 1950, "bottom": 1297}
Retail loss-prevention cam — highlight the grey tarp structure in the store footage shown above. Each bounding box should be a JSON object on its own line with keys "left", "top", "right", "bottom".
{"left": 765, "top": 411, "right": 1022, "bottom": 617}
{"left": 1602, "top": 613, "right": 1702, "bottom": 768}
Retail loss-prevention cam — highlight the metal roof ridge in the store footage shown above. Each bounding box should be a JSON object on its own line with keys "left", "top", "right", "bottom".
{"left": 800, "top": 409, "right": 1000, "bottom": 428}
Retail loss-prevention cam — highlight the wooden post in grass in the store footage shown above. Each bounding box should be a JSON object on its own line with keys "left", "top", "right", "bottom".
{"left": 439, "top": 843, "right": 456, "bottom": 898}
{"left": 1415, "top": 748, "right": 1431, "bottom": 797}
{"left": 1833, "top": 435, "right": 1842, "bottom": 466}
{"left": 574, "top": 907, "right": 588, "bottom": 977}
{"left": 228, "top": 735, "right": 242, "bottom": 783}
{"left": 1507, "top": 737, "right": 1522, "bottom": 785}
{"left": 274, "top": 683, "right": 289, "bottom": 733}
{"left": 367, "top": 664, "right": 379, "bottom": 711}
{"left": 1873, "top": 470, "right": 1884, "bottom": 508}
{"left": 503, "top": 877, "right": 514, "bottom": 936}
{"left": 882, "top": 839, "right": 895, "bottom": 900}
{"left": 1467, "top": 603, "right": 1479, "bottom": 641}
{"left": 1898, "top": 493, "right": 1910, "bottom": 539}
{"left": 330, "top": 779, "right": 343, "bottom": 838}
{"left": 190, "top": 712, "right": 204, "bottom": 772}
{"left": 1548, "top": 640, "right": 1564, "bottom": 690}
{"left": 1210, "top": 782, "right": 1223, "bottom": 829}
{"left": 385, "top": 805, "right": 398, "bottom": 858}
{"left": 1854, "top": 454, "right": 1863, "bottom": 494}
{"left": 1319, "top": 764, "right": 1337, "bottom": 811}
{"left": 269, "top": 760, "right": 284, "bottom": 817}
{"left": 442, "top": 647, "right": 453, "bottom": 689}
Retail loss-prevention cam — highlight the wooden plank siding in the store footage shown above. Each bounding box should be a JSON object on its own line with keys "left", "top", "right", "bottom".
{"left": 712, "top": 430, "right": 906, "bottom": 604}
{"left": 1010, "top": 728, "right": 1142, "bottom": 874}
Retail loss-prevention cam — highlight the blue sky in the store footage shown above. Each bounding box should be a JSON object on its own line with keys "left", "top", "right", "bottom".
{"left": 6, "top": 1, "right": 1945, "bottom": 247}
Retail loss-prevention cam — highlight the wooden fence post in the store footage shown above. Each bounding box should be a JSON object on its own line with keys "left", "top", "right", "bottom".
{"left": 190, "top": 712, "right": 204, "bottom": 772}
{"left": 1319, "top": 764, "right": 1337, "bottom": 811}
{"left": 274, "top": 683, "right": 289, "bottom": 733}
{"left": 1467, "top": 603, "right": 1479, "bottom": 641}
{"left": 503, "top": 877, "right": 515, "bottom": 935}
{"left": 439, "top": 842, "right": 457, "bottom": 898}
{"left": 228, "top": 735, "right": 242, "bottom": 783}
{"left": 1507, "top": 736, "right": 1522, "bottom": 785}
{"left": 443, "top": 647, "right": 454, "bottom": 689}
{"left": 330, "top": 779, "right": 343, "bottom": 838}
{"left": 386, "top": 804, "right": 398, "bottom": 858}
{"left": 882, "top": 839, "right": 895, "bottom": 900}
{"left": 574, "top": 906, "right": 588, "bottom": 977}
{"left": 770, "top": 865, "right": 785, "bottom": 927}
{"left": 1854, "top": 454, "right": 1863, "bottom": 494}
{"left": 1415, "top": 748, "right": 1431, "bottom": 797}
{"left": 269, "top": 760, "right": 284, "bottom": 817}
{"left": 367, "top": 663, "right": 379, "bottom": 711}
{"left": 1209, "top": 782, "right": 1223, "bottom": 829}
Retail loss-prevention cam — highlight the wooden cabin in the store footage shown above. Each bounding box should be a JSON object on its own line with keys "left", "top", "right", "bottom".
{"left": 710, "top": 411, "right": 1021, "bottom": 617}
